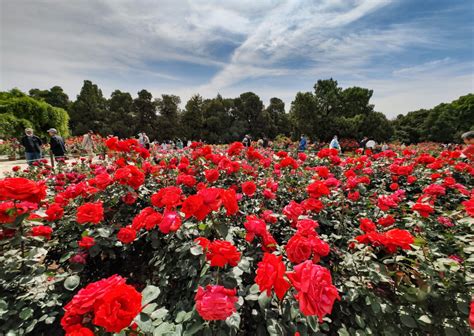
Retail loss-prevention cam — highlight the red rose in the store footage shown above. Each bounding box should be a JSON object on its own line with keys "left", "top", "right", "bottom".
{"left": 46, "top": 203, "right": 64, "bottom": 221}
{"left": 348, "top": 191, "right": 360, "bottom": 201}
{"left": 286, "top": 260, "right": 340, "bottom": 321}
{"left": 244, "top": 215, "right": 267, "bottom": 242}
{"left": 76, "top": 202, "right": 104, "bottom": 224}
{"left": 227, "top": 142, "right": 244, "bottom": 156}
{"left": 117, "top": 227, "right": 136, "bottom": 244}
{"left": 131, "top": 207, "right": 162, "bottom": 231}
{"left": 0, "top": 201, "right": 16, "bottom": 224}
{"left": 307, "top": 181, "right": 330, "bottom": 199}
{"left": 122, "top": 192, "right": 138, "bottom": 205}
{"left": 182, "top": 194, "right": 204, "bottom": 219}
{"left": 412, "top": 203, "right": 434, "bottom": 217}
{"left": 220, "top": 188, "right": 239, "bottom": 216}
{"left": 462, "top": 197, "right": 474, "bottom": 216}
{"left": 359, "top": 218, "right": 376, "bottom": 233}
{"left": 88, "top": 173, "right": 113, "bottom": 190}
{"left": 286, "top": 233, "right": 329, "bottom": 264}
{"left": 114, "top": 165, "right": 145, "bottom": 190}
{"left": 195, "top": 285, "right": 237, "bottom": 320}
{"left": 205, "top": 239, "right": 241, "bottom": 267}
{"left": 62, "top": 275, "right": 126, "bottom": 318}
{"left": 151, "top": 186, "right": 182, "bottom": 209}
{"left": 93, "top": 283, "right": 142, "bottom": 333}
{"left": 0, "top": 177, "right": 46, "bottom": 203}
{"left": 301, "top": 198, "right": 324, "bottom": 213}
{"left": 377, "top": 195, "right": 398, "bottom": 212}
{"left": 159, "top": 211, "right": 182, "bottom": 234}
{"left": 78, "top": 236, "right": 95, "bottom": 249}
{"left": 255, "top": 253, "right": 290, "bottom": 300}
{"left": 381, "top": 229, "right": 414, "bottom": 253}
{"left": 205, "top": 169, "right": 220, "bottom": 183}
{"left": 377, "top": 215, "right": 395, "bottom": 227}
{"left": 31, "top": 225, "right": 53, "bottom": 239}
{"left": 283, "top": 201, "right": 305, "bottom": 226}
{"left": 242, "top": 181, "right": 257, "bottom": 197}
{"left": 65, "top": 326, "right": 94, "bottom": 336}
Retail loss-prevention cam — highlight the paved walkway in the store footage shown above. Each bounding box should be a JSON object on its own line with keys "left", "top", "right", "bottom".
{"left": 0, "top": 158, "right": 28, "bottom": 177}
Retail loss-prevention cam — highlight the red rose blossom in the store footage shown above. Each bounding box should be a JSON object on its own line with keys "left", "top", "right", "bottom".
{"left": 0, "top": 177, "right": 46, "bottom": 203}
{"left": 195, "top": 285, "right": 237, "bottom": 320}
{"left": 117, "top": 227, "right": 137, "bottom": 244}
{"left": 255, "top": 253, "right": 290, "bottom": 300}
{"left": 286, "top": 260, "right": 340, "bottom": 320}
{"left": 76, "top": 202, "right": 104, "bottom": 224}
{"left": 93, "top": 283, "right": 142, "bottom": 332}
{"left": 242, "top": 181, "right": 257, "bottom": 197}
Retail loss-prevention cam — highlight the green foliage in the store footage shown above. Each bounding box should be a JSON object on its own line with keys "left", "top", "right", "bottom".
{"left": 0, "top": 90, "right": 69, "bottom": 139}
{"left": 69, "top": 80, "right": 107, "bottom": 135}
{"left": 392, "top": 94, "right": 474, "bottom": 144}
{"left": 289, "top": 79, "right": 392, "bottom": 142}
{"left": 29, "top": 86, "right": 70, "bottom": 110}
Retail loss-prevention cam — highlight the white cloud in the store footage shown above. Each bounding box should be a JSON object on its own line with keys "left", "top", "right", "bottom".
{"left": 0, "top": 0, "right": 471, "bottom": 118}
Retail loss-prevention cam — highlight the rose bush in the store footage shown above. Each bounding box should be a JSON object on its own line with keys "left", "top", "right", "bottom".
{"left": 0, "top": 139, "right": 472, "bottom": 335}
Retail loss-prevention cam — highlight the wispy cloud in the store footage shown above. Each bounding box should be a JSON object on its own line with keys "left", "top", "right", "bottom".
{"left": 0, "top": 0, "right": 472, "bottom": 116}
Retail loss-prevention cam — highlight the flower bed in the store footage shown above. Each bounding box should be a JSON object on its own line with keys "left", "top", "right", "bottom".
{"left": 0, "top": 140, "right": 472, "bottom": 335}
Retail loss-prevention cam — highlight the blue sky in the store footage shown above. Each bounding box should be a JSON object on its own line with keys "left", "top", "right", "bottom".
{"left": 1, "top": 0, "right": 473, "bottom": 117}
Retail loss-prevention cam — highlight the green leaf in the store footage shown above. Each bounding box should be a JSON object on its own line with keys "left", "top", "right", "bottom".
{"left": 258, "top": 291, "right": 271, "bottom": 310}
{"left": 190, "top": 245, "right": 203, "bottom": 256}
{"left": 153, "top": 322, "right": 175, "bottom": 335}
{"left": 183, "top": 321, "right": 204, "bottom": 336}
{"left": 226, "top": 313, "right": 241, "bottom": 329}
{"left": 19, "top": 308, "right": 33, "bottom": 320}
{"left": 418, "top": 315, "right": 431, "bottom": 324}
{"left": 399, "top": 314, "right": 417, "bottom": 328}
{"left": 307, "top": 315, "right": 319, "bottom": 332}
{"left": 64, "top": 275, "right": 80, "bottom": 291}
{"left": 142, "top": 285, "right": 161, "bottom": 305}
{"left": 267, "top": 318, "right": 285, "bottom": 336}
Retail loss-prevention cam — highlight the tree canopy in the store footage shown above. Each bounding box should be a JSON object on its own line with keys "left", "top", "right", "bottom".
{"left": 0, "top": 90, "right": 69, "bottom": 139}
{"left": 4, "top": 80, "right": 471, "bottom": 144}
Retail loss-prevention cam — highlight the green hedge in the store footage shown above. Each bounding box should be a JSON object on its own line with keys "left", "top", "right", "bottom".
{"left": 0, "top": 90, "right": 69, "bottom": 139}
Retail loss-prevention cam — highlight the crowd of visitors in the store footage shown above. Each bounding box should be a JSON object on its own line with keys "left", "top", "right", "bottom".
{"left": 7, "top": 128, "right": 474, "bottom": 166}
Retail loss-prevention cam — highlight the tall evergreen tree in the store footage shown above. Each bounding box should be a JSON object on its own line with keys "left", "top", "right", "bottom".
{"left": 133, "top": 89, "right": 158, "bottom": 140}
{"left": 107, "top": 90, "right": 134, "bottom": 138}
{"left": 156, "top": 94, "right": 180, "bottom": 141}
{"left": 69, "top": 80, "right": 107, "bottom": 135}
{"left": 182, "top": 94, "right": 204, "bottom": 141}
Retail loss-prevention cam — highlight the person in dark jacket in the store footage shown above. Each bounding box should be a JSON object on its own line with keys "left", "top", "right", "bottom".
{"left": 47, "top": 128, "right": 66, "bottom": 159}
{"left": 21, "top": 128, "right": 43, "bottom": 165}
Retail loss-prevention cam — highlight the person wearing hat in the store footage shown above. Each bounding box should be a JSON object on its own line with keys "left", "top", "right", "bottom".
{"left": 47, "top": 128, "right": 67, "bottom": 159}
{"left": 20, "top": 128, "right": 43, "bottom": 165}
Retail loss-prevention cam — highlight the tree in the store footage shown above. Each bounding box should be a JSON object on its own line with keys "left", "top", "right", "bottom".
{"left": 29, "top": 86, "right": 70, "bottom": 110}
{"left": 265, "top": 98, "right": 291, "bottom": 138}
{"left": 182, "top": 94, "right": 204, "bottom": 141}
{"left": 0, "top": 89, "right": 69, "bottom": 139}
{"left": 156, "top": 94, "right": 181, "bottom": 141}
{"left": 107, "top": 90, "right": 134, "bottom": 138}
{"left": 233, "top": 92, "right": 265, "bottom": 139}
{"left": 289, "top": 92, "right": 316, "bottom": 140}
{"left": 201, "top": 95, "right": 235, "bottom": 143}
{"left": 340, "top": 87, "right": 374, "bottom": 117}
{"left": 69, "top": 80, "right": 107, "bottom": 135}
{"left": 133, "top": 90, "right": 158, "bottom": 140}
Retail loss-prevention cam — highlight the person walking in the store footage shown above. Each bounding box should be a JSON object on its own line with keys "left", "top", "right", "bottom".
{"left": 20, "top": 128, "right": 42, "bottom": 165}
{"left": 47, "top": 128, "right": 66, "bottom": 160}
{"left": 298, "top": 135, "right": 307, "bottom": 152}
{"left": 329, "top": 135, "right": 341, "bottom": 152}
{"left": 242, "top": 134, "right": 251, "bottom": 148}
{"left": 82, "top": 130, "right": 95, "bottom": 159}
